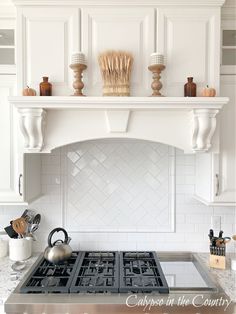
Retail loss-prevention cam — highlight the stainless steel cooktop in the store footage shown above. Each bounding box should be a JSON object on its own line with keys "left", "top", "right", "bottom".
{"left": 5, "top": 252, "right": 229, "bottom": 314}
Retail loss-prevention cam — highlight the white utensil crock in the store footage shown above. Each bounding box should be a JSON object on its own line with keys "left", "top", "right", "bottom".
{"left": 9, "top": 238, "right": 32, "bottom": 261}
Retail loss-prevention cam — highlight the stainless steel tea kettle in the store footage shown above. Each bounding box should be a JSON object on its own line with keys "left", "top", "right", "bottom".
{"left": 44, "top": 227, "right": 72, "bottom": 264}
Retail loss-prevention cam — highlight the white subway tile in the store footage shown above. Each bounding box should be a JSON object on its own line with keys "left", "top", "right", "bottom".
{"left": 2, "top": 141, "right": 235, "bottom": 254}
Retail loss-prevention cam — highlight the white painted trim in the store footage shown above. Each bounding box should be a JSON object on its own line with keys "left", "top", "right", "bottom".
{"left": 105, "top": 110, "right": 130, "bottom": 133}
{"left": 9, "top": 96, "right": 228, "bottom": 153}
{"left": 192, "top": 109, "right": 219, "bottom": 152}
{"left": 11, "top": 0, "right": 226, "bottom": 6}
{"left": 193, "top": 194, "right": 236, "bottom": 206}
{"left": 18, "top": 108, "right": 46, "bottom": 152}
{"left": 9, "top": 96, "right": 229, "bottom": 109}
{"left": 0, "top": 4, "right": 16, "bottom": 18}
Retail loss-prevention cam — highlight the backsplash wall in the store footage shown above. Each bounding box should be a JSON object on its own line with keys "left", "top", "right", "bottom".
{"left": 0, "top": 140, "right": 235, "bottom": 253}
{"left": 63, "top": 140, "right": 175, "bottom": 232}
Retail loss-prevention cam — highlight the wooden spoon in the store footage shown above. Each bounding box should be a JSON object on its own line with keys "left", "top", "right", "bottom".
{"left": 12, "top": 217, "right": 27, "bottom": 238}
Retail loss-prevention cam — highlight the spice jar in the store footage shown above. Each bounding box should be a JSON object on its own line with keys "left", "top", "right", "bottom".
{"left": 40, "top": 76, "right": 52, "bottom": 96}
{"left": 184, "top": 77, "right": 196, "bottom": 97}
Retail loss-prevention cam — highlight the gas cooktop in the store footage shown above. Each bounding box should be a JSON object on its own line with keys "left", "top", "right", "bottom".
{"left": 20, "top": 251, "right": 169, "bottom": 294}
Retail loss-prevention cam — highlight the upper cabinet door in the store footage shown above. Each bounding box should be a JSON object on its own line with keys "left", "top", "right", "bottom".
{"left": 0, "top": 75, "right": 19, "bottom": 203}
{"left": 156, "top": 7, "right": 221, "bottom": 96}
{"left": 81, "top": 8, "right": 155, "bottom": 96}
{"left": 17, "top": 7, "right": 80, "bottom": 95}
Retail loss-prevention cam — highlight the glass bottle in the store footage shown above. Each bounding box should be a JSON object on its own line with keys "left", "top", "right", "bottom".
{"left": 184, "top": 77, "right": 196, "bottom": 97}
{"left": 40, "top": 77, "right": 52, "bottom": 96}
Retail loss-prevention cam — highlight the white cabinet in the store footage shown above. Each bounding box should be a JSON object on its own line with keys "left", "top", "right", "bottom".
{"left": 17, "top": 7, "right": 79, "bottom": 95}
{"left": 156, "top": 7, "right": 221, "bottom": 96}
{"left": 218, "top": 75, "right": 236, "bottom": 203}
{"left": 195, "top": 5, "right": 236, "bottom": 206}
{"left": 195, "top": 75, "right": 236, "bottom": 206}
{"left": 81, "top": 7, "right": 155, "bottom": 96}
{"left": 0, "top": 75, "right": 41, "bottom": 204}
{"left": 16, "top": 5, "right": 222, "bottom": 97}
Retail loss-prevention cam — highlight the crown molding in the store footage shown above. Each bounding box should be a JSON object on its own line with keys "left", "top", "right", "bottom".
{"left": 11, "top": 0, "right": 226, "bottom": 6}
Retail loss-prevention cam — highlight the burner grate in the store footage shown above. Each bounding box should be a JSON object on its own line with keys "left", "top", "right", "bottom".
{"left": 20, "top": 252, "right": 82, "bottom": 293}
{"left": 19, "top": 251, "right": 169, "bottom": 294}
{"left": 70, "top": 251, "right": 119, "bottom": 293}
{"left": 119, "top": 251, "right": 169, "bottom": 293}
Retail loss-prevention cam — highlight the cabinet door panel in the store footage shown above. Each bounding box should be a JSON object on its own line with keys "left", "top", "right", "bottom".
{"left": 82, "top": 7, "right": 155, "bottom": 96}
{"left": 157, "top": 7, "right": 220, "bottom": 96}
{"left": 0, "top": 75, "right": 20, "bottom": 202}
{"left": 18, "top": 7, "right": 79, "bottom": 95}
{"left": 217, "top": 75, "right": 236, "bottom": 202}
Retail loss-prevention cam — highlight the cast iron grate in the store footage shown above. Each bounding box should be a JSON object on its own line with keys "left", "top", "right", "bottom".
{"left": 70, "top": 251, "right": 119, "bottom": 293}
{"left": 119, "top": 251, "right": 169, "bottom": 293}
{"left": 20, "top": 252, "right": 82, "bottom": 293}
{"left": 19, "top": 251, "right": 169, "bottom": 294}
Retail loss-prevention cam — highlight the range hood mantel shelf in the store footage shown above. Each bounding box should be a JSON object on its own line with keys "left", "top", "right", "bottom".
{"left": 10, "top": 96, "right": 227, "bottom": 109}
{"left": 9, "top": 96, "right": 229, "bottom": 154}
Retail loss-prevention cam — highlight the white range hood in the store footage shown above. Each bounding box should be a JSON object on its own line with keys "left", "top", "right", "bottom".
{"left": 9, "top": 96, "right": 228, "bottom": 153}
{"left": 9, "top": 0, "right": 228, "bottom": 155}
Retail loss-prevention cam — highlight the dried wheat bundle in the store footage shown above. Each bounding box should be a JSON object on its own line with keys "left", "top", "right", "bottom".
{"left": 98, "top": 50, "right": 133, "bottom": 96}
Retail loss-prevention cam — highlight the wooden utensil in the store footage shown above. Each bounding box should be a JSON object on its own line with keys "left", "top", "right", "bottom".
{"left": 12, "top": 218, "right": 27, "bottom": 238}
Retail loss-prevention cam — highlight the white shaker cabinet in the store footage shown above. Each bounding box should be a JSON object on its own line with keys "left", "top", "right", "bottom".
{"left": 81, "top": 7, "right": 155, "bottom": 96}
{"left": 156, "top": 6, "right": 221, "bottom": 96}
{"left": 195, "top": 75, "right": 236, "bottom": 206}
{"left": 195, "top": 4, "right": 236, "bottom": 206}
{"left": 217, "top": 75, "right": 236, "bottom": 203}
{"left": 0, "top": 75, "right": 41, "bottom": 204}
{"left": 16, "top": 7, "right": 79, "bottom": 95}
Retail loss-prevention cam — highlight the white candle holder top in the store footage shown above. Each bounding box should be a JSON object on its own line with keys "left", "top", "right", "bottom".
{"left": 148, "top": 53, "right": 166, "bottom": 97}
{"left": 70, "top": 52, "right": 87, "bottom": 96}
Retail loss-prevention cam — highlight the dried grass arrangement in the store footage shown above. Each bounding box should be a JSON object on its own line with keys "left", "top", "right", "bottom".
{"left": 98, "top": 50, "right": 133, "bottom": 96}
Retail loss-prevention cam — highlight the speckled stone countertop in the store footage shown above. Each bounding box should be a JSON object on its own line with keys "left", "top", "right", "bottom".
{"left": 0, "top": 254, "right": 39, "bottom": 311}
{"left": 0, "top": 252, "right": 235, "bottom": 312}
{"left": 197, "top": 253, "right": 236, "bottom": 302}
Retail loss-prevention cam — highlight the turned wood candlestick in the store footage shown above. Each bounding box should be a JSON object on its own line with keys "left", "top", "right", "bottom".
{"left": 70, "top": 63, "right": 87, "bottom": 96}
{"left": 148, "top": 64, "right": 165, "bottom": 97}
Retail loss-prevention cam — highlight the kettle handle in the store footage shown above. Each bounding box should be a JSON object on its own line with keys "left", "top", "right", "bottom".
{"left": 48, "top": 227, "right": 69, "bottom": 247}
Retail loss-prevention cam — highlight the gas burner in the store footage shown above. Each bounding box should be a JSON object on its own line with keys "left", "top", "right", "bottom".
{"left": 20, "top": 251, "right": 169, "bottom": 294}
{"left": 41, "top": 276, "right": 60, "bottom": 287}
{"left": 94, "top": 259, "right": 105, "bottom": 273}
{"left": 70, "top": 252, "right": 119, "bottom": 293}
{"left": 20, "top": 251, "right": 81, "bottom": 294}
{"left": 119, "top": 251, "right": 169, "bottom": 293}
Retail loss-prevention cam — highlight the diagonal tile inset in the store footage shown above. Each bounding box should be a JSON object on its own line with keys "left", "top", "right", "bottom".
{"left": 64, "top": 139, "right": 175, "bottom": 232}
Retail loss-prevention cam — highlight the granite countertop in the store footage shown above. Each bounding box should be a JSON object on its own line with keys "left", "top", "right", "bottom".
{"left": 0, "top": 252, "right": 235, "bottom": 309}
{"left": 197, "top": 253, "right": 236, "bottom": 302}
{"left": 0, "top": 254, "right": 39, "bottom": 307}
